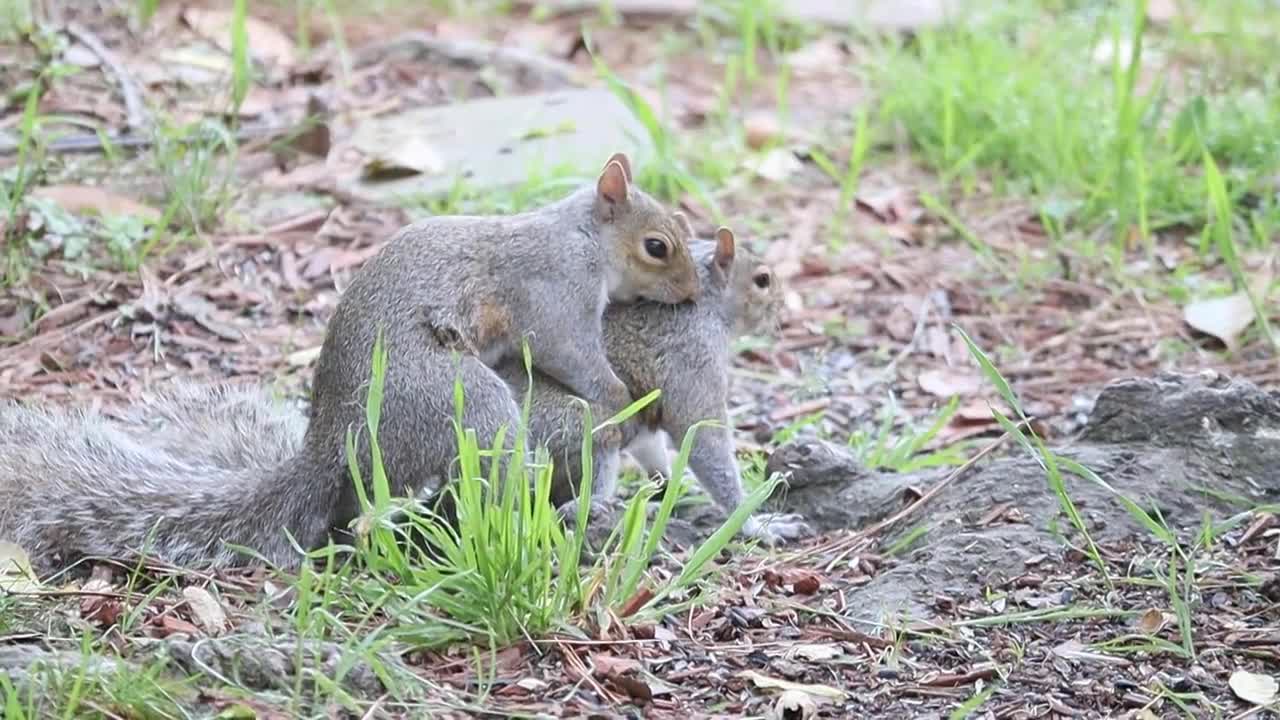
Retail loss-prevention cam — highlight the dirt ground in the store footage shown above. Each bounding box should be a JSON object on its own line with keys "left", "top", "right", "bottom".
{"left": 1, "top": 1, "right": 1278, "bottom": 718}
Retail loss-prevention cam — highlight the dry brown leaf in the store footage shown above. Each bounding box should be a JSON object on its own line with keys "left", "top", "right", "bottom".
{"left": 31, "top": 185, "right": 160, "bottom": 222}
{"left": 1229, "top": 670, "right": 1278, "bottom": 706}
{"left": 80, "top": 577, "right": 123, "bottom": 626}
{"left": 918, "top": 368, "right": 982, "bottom": 398}
{"left": 592, "top": 653, "right": 642, "bottom": 676}
{"left": 183, "top": 8, "right": 297, "bottom": 67}
{"left": 183, "top": 586, "right": 229, "bottom": 636}
{"left": 1137, "top": 608, "right": 1168, "bottom": 635}
{"left": 1183, "top": 292, "right": 1256, "bottom": 350}
{"left": 158, "top": 614, "right": 203, "bottom": 637}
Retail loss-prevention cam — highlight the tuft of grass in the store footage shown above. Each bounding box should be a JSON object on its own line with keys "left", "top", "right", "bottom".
{"left": 1202, "top": 148, "right": 1277, "bottom": 353}
{"left": 2, "top": 74, "right": 46, "bottom": 285}
{"left": 849, "top": 395, "right": 968, "bottom": 473}
{"left": 870, "top": 1, "right": 1280, "bottom": 250}
{"left": 289, "top": 331, "right": 770, "bottom": 654}
{"left": 0, "top": 640, "right": 189, "bottom": 720}
{"left": 589, "top": 39, "right": 723, "bottom": 216}
{"left": 0, "top": 0, "right": 33, "bottom": 43}
{"left": 957, "top": 325, "right": 1111, "bottom": 582}
{"left": 229, "top": 0, "right": 251, "bottom": 114}
{"left": 149, "top": 118, "right": 238, "bottom": 238}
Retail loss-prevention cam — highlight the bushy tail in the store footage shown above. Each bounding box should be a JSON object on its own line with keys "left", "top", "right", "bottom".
{"left": 0, "top": 383, "right": 328, "bottom": 577}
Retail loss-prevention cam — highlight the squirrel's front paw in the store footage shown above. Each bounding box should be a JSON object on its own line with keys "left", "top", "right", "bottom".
{"left": 742, "top": 513, "right": 813, "bottom": 547}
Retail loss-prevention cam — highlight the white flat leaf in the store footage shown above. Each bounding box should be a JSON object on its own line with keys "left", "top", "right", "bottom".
{"left": 1229, "top": 670, "right": 1278, "bottom": 706}
{"left": 785, "top": 643, "right": 843, "bottom": 662}
{"left": 740, "top": 670, "right": 847, "bottom": 701}
{"left": 183, "top": 586, "right": 229, "bottom": 636}
{"left": 745, "top": 149, "right": 802, "bottom": 183}
{"left": 1184, "top": 292, "right": 1255, "bottom": 350}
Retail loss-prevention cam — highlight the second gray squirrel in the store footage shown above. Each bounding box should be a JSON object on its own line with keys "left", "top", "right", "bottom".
{"left": 497, "top": 228, "right": 811, "bottom": 546}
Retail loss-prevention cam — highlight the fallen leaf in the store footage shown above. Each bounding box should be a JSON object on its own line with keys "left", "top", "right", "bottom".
{"left": 744, "top": 112, "right": 816, "bottom": 151}
{"left": 286, "top": 346, "right": 322, "bottom": 367}
{"left": 158, "top": 614, "right": 203, "bottom": 637}
{"left": 785, "top": 643, "right": 843, "bottom": 662}
{"left": 0, "top": 541, "right": 40, "bottom": 592}
{"left": 183, "top": 8, "right": 297, "bottom": 67}
{"left": 607, "top": 673, "right": 653, "bottom": 705}
{"left": 31, "top": 185, "right": 160, "bottom": 222}
{"left": 592, "top": 653, "right": 642, "bottom": 676}
{"left": 618, "top": 585, "right": 654, "bottom": 618}
{"left": 741, "top": 670, "right": 847, "bottom": 702}
{"left": 516, "top": 677, "right": 548, "bottom": 691}
{"left": 772, "top": 689, "right": 818, "bottom": 719}
{"left": 1051, "top": 639, "right": 1130, "bottom": 666}
{"left": 361, "top": 136, "right": 447, "bottom": 180}
{"left": 80, "top": 578, "right": 124, "bottom": 626}
{"left": 745, "top": 148, "right": 803, "bottom": 183}
{"left": 183, "top": 586, "right": 229, "bottom": 636}
{"left": 1184, "top": 292, "right": 1256, "bottom": 350}
{"left": 1229, "top": 670, "right": 1278, "bottom": 706}
{"left": 918, "top": 368, "right": 983, "bottom": 398}
{"left": 791, "top": 572, "right": 822, "bottom": 595}
{"left": 1137, "top": 608, "right": 1167, "bottom": 635}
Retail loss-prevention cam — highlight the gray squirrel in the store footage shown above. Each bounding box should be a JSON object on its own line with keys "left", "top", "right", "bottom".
{"left": 0, "top": 152, "right": 703, "bottom": 576}
{"left": 497, "top": 228, "right": 811, "bottom": 546}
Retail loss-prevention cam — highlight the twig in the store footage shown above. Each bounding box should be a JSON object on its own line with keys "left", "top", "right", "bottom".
{"left": 858, "top": 425, "right": 1017, "bottom": 539}
{"left": 65, "top": 22, "right": 150, "bottom": 133}
{"left": 349, "top": 31, "right": 581, "bottom": 89}
{"left": 555, "top": 639, "right": 621, "bottom": 706}
{"left": 791, "top": 424, "right": 1022, "bottom": 562}
{"left": 0, "top": 308, "right": 121, "bottom": 363}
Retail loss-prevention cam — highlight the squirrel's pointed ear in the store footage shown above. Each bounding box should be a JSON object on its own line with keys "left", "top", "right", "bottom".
{"left": 714, "top": 226, "right": 735, "bottom": 273}
{"left": 605, "top": 152, "right": 633, "bottom": 182}
{"left": 596, "top": 159, "right": 629, "bottom": 210}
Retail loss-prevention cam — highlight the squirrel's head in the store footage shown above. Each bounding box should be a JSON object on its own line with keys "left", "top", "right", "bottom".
{"left": 703, "top": 226, "right": 782, "bottom": 337}
{"left": 592, "top": 152, "right": 701, "bottom": 304}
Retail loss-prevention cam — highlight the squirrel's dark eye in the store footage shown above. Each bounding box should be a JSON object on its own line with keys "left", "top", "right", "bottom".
{"left": 753, "top": 272, "right": 771, "bottom": 289}
{"left": 644, "top": 237, "right": 669, "bottom": 260}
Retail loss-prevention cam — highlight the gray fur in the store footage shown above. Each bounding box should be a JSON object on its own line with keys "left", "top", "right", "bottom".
{"left": 0, "top": 383, "right": 322, "bottom": 576}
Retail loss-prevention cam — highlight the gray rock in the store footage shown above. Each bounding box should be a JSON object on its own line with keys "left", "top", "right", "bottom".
{"left": 339, "top": 88, "right": 652, "bottom": 205}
